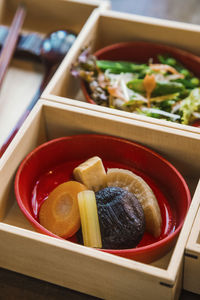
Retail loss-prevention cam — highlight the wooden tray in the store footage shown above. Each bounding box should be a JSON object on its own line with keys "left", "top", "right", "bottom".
{"left": 41, "top": 9, "right": 200, "bottom": 134}
{"left": 0, "top": 99, "right": 199, "bottom": 300}
{"left": 0, "top": 0, "right": 109, "bottom": 151}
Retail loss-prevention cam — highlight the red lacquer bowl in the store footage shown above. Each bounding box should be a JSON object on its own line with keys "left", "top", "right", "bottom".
{"left": 15, "top": 134, "right": 191, "bottom": 263}
{"left": 81, "top": 41, "right": 200, "bottom": 126}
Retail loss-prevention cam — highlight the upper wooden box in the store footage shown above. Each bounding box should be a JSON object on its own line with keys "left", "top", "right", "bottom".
{"left": 0, "top": 0, "right": 109, "bottom": 152}
{"left": 0, "top": 99, "right": 200, "bottom": 300}
{"left": 42, "top": 9, "right": 200, "bottom": 134}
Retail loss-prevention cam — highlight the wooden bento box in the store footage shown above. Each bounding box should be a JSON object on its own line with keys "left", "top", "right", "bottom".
{"left": 0, "top": 0, "right": 109, "bottom": 154}
{"left": 184, "top": 190, "right": 200, "bottom": 295}
{"left": 42, "top": 9, "right": 200, "bottom": 134}
{"left": 0, "top": 99, "right": 200, "bottom": 300}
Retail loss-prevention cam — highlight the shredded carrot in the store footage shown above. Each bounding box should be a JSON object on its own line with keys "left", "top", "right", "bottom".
{"left": 150, "top": 64, "right": 184, "bottom": 78}
{"left": 107, "top": 86, "right": 127, "bottom": 102}
{"left": 98, "top": 71, "right": 109, "bottom": 89}
{"left": 143, "top": 74, "right": 156, "bottom": 108}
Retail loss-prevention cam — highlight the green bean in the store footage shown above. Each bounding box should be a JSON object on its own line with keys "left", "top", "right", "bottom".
{"left": 96, "top": 60, "right": 148, "bottom": 74}
{"left": 127, "top": 79, "right": 185, "bottom": 96}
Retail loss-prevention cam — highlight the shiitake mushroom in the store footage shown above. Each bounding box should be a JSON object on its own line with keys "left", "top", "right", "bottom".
{"left": 95, "top": 187, "right": 145, "bottom": 249}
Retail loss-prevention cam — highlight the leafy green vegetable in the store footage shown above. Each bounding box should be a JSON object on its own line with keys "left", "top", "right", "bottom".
{"left": 179, "top": 88, "right": 200, "bottom": 124}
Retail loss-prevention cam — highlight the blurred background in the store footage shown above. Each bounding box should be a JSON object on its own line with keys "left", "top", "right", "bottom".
{"left": 110, "top": 0, "right": 200, "bottom": 24}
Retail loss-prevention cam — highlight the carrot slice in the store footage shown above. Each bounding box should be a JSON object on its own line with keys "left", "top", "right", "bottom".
{"left": 39, "top": 181, "right": 87, "bottom": 238}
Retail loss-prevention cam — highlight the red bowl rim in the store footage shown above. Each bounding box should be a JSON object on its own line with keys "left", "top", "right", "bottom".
{"left": 15, "top": 134, "right": 191, "bottom": 255}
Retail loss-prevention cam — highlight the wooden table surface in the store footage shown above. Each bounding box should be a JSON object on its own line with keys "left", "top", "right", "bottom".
{"left": 1, "top": 1, "right": 200, "bottom": 299}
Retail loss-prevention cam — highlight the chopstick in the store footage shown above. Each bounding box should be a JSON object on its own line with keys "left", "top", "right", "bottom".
{"left": 0, "top": 4, "right": 26, "bottom": 88}
{"left": 0, "top": 66, "right": 56, "bottom": 158}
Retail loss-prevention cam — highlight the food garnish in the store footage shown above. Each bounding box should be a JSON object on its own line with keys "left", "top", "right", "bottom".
{"left": 71, "top": 49, "right": 200, "bottom": 125}
{"left": 39, "top": 181, "right": 86, "bottom": 238}
{"left": 78, "top": 190, "right": 102, "bottom": 248}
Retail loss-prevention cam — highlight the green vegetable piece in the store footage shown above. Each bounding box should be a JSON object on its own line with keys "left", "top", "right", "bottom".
{"left": 150, "top": 93, "right": 180, "bottom": 112}
{"left": 96, "top": 60, "right": 148, "bottom": 74}
{"left": 174, "top": 78, "right": 199, "bottom": 89}
{"left": 127, "top": 79, "right": 144, "bottom": 93}
{"left": 158, "top": 54, "right": 177, "bottom": 66}
{"left": 127, "top": 79, "right": 185, "bottom": 96}
{"left": 190, "top": 77, "right": 200, "bottom": 86}
{"left": 150, "top": 93, "right": 180, "bottom": 103}
{"left": 158, "top": 100, "right": 177, "bottom": 112}
{"left": 180, "top": 69, "right": 191, "bottom": 78}
{"left": 165, "top": 58, "right": 177, "bottom": 66}
{"left": 154, "top": 82, "right": 185, "bottom": 96}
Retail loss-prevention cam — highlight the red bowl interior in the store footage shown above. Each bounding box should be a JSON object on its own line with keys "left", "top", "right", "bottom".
{"left": 81, "top": 41, "right": 200, "bottom": 107}
{"left": 15, "top": 134, "right": 191, "bottom": 263}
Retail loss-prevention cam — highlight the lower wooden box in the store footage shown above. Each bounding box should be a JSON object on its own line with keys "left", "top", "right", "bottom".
{"left": 0, "top": 99, "right": 200, "bottom": 299}
{"left": 184, "top": 192, "right": 200, "bottom": 295}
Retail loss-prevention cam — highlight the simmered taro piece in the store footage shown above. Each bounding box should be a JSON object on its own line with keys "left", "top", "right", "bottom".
{"left": 96, "top": 187, "right": 145, "bottom": 249}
